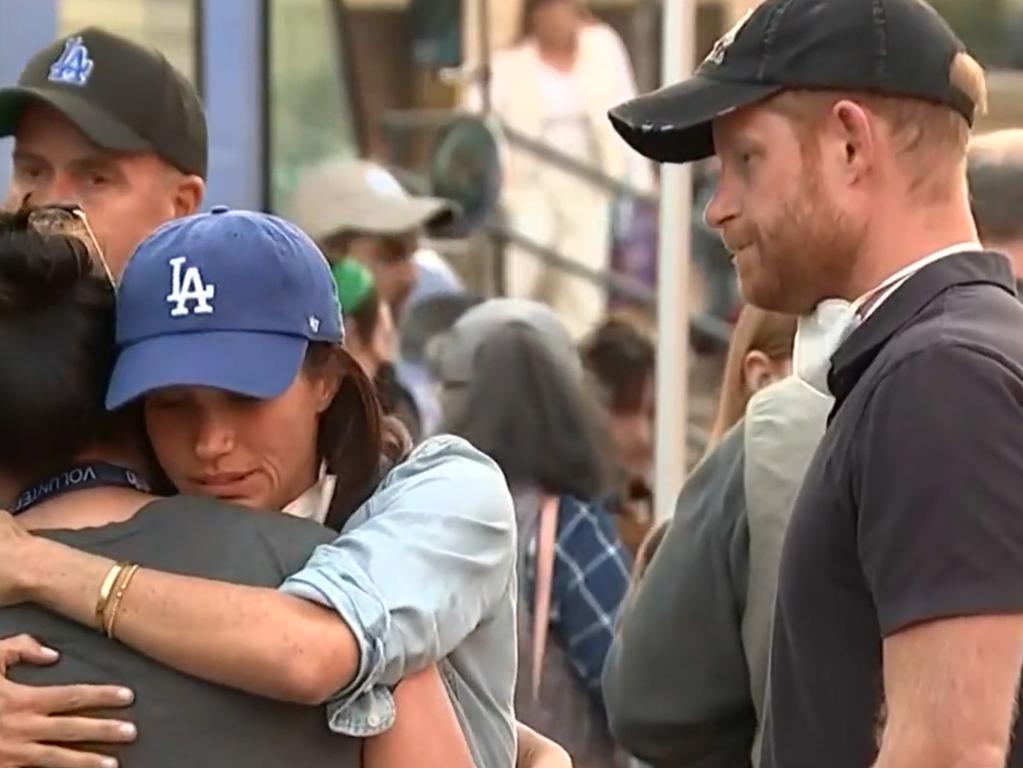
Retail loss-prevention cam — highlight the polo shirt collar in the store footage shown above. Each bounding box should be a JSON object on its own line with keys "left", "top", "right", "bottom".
{"left": 828, "top": 251, "right": 1016, "bottom": 404}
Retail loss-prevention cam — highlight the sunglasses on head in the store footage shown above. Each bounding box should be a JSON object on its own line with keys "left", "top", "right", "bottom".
{"left": 22, "top": 202, "right": 116, "bottom": 291}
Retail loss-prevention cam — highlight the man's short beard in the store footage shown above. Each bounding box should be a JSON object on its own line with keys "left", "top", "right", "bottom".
{"left": 751, "top": 164, "right": 862, "bottom": 314}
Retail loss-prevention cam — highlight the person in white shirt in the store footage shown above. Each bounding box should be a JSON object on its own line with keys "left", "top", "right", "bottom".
{"left": 468, "top": 0, "right": 652, "bottom": 339}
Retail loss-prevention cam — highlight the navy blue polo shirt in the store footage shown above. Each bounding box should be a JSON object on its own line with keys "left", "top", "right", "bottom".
{"left": 763, "top": 251, "right": 1023, "bottom": 767}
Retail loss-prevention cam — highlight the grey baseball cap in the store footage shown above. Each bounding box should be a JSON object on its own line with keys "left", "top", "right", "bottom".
{"left": 430, "top": 298, "right": 580, "bottom": 386}
{"left": 286, "top": 159, "right": 457, "bottom": 241}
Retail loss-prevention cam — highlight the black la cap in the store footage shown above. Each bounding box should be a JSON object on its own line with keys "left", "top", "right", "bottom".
{"left": 611, "top": 0, "right": 975, "bottom": 164}
{"left": 0, "top": 27, "right": 207, "bottom": 178}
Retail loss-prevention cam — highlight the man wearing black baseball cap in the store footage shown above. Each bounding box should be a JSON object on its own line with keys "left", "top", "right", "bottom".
{"left": 0, "top": 27, "right": 207, "bottom": 766}
{"left": 609, "top": 1, "right": 1023, "bottom": 767}
{"left": 0, "top": 27, "right": 206, "bottom": 274}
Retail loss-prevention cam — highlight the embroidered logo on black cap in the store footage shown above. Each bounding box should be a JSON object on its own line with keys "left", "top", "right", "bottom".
{"left": 705, "top": 9, "right": 753, "bottom": 66}
{"left": 48, "top": 36, "right": 94, "bottom": 87}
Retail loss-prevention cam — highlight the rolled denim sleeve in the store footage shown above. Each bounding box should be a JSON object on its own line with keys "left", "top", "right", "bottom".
{"left": 280, "top": 435, "right": 516, "bottom": 736}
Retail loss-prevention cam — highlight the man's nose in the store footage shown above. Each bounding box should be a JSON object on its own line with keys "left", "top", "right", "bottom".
{"left": 28, "top": 174, "right": 78, "bottom": 208}
{"left": 704, "top": 183, "right": 737, "bottom": 231}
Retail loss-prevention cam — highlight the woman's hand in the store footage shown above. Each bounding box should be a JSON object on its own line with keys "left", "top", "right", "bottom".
{"left": 0, "top": 513, "right": 38, "bottom": 608}
{"left": 0, "top": 635, "right": 137, "bottom": 768}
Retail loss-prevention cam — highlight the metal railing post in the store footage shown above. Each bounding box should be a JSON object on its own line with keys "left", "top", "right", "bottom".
{"left": 654, "top": 0, "right": 696, "bottom": 521}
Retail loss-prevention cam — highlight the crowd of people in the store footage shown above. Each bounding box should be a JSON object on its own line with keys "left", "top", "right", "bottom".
{"left": 2, "top": 0, "right": 1023, "bottom": 766}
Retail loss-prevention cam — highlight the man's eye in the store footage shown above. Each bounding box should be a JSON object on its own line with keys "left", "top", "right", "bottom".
{"left": 16, "top": 165, "right": 43, "bottom": 179}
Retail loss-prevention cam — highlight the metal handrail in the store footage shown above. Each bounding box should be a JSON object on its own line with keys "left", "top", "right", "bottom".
{"left": 389, "top": 162, "right": 732, "bottom": 347}
{"left": 500, "top": 123, "right": 659, "bottom": 203}
{"left": 380, "top": 108, "right": 657, "bottom": 204}
{"left": 484, "top": 221, "right": 732, "bottom": 346}
{"left": 382, "top": 109, "right": 734, "bottom": 349}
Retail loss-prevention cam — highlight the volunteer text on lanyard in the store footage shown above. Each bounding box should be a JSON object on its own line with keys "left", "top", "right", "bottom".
{"left": 12, "top": 462, "right": 151, "bottom": 516}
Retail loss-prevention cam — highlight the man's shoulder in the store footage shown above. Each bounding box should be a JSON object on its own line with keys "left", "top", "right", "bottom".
{"left": 873, "top": 335, "right": 1023, "bottom": 400}
{"left": 844, "top": 306, "right": 1023, "bottom": 458}
{"left": 124, "top": 497, "right": 334, "bottom": 579}
{"left": 146, "top": 495, "right": 333, "bottom": 539}
{"left": 877, "top": 283, "right": 1023, "bottom": 383}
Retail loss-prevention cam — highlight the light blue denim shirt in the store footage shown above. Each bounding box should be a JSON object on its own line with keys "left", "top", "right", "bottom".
{"left": 279, "top": 435, "right": 518, "bottom": 768}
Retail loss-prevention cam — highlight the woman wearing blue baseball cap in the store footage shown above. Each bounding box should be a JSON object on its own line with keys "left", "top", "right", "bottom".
{"left": 0, "top": 208, "right": 527, "bottom": 768}
{"left": 0, "top": 206, "right": 481, "bottom": 768}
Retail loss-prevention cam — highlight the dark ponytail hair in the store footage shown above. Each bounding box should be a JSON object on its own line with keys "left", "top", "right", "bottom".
{"left": 305, "top": 343, "right": 411, "bottom": 531}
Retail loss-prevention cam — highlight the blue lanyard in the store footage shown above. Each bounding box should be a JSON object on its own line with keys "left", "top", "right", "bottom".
{"left": 12, "top": 462, "right": 151, "bottom": 515}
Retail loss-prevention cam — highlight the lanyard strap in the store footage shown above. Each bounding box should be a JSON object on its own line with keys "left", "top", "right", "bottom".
{"left": 13, "top": 462, "right": 151, "bottom": 516}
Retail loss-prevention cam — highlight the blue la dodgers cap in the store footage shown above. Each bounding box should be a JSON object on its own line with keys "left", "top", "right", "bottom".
{"left": 106, "top": 206, "right": 343, "bottom": 409}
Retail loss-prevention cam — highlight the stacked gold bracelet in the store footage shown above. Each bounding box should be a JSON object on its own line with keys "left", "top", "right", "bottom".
{"left": 94, "top": 562, "right": 141, "bottom": 638}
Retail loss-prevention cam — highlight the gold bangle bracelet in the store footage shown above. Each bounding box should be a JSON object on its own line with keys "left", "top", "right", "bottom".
{"left": 104, "top": 564, "right": 141, "bottom": 639}
{"left": 95, "top": 562, "right": 127, "bottom": 631}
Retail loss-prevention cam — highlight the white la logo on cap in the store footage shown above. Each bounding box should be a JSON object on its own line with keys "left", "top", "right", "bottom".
{"left": 705, "top": 9, "right": 753, "bottom": 66}
{"left": 49, "top": 36, "right": 94, "bottom": 87}
{"left": 167, "top": 256, "right": 215, "bottom": 317}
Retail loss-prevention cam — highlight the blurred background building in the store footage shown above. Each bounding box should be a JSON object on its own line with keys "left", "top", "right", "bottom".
{"left": 12, "top": 0, "right": 1021, "bottom": 200}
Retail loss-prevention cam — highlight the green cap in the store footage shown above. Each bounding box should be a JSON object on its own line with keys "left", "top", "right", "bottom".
{"left": 331, "top": 259, "right": 375, "bottom": 314}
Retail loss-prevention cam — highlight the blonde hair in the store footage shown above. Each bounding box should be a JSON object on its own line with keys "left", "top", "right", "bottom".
{"left": 769, "top": 52, "right": 987, "bottom": 202}
{"left": 707, "top": 305, "right": 796, "bottom": 447}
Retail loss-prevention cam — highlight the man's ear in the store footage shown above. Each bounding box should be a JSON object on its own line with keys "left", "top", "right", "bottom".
{"left": 743, "top": 349, "right": 775, "bottom": 394}
{"left": 171, "top": 174, "right": 205, "bottom": 218}
{"left": 827, "top": 99, "right": 876, "bottom": 186}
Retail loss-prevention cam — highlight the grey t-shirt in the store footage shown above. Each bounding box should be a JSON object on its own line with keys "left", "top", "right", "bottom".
{"left": 1, "top": 496, "right": 361, "bottom": 768}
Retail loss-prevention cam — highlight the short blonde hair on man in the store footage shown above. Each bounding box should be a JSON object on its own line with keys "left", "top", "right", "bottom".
{"left": 769, "top": 52, "right": 987, "bottom": 201}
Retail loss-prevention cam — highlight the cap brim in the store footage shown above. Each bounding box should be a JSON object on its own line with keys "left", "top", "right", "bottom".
{"left": 340, "top": 196, "right": 456, "bottom": 237}
{"left": 609, "top": 75, "right": 781, "bottom": 163}
{"left": 0, "top": 85, "right": 152, "bottom": 154}
{"left": 106, "top": 331, "right": 308, "bottom": 410}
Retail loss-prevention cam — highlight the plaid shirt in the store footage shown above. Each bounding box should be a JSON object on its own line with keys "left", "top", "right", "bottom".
{"left": 547, "top": 496, "right": 633, "bottom": 704}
